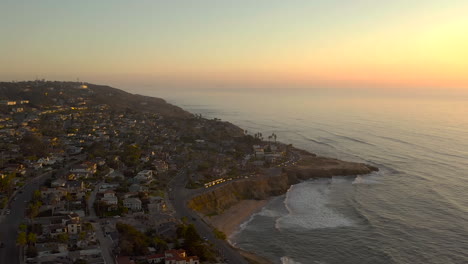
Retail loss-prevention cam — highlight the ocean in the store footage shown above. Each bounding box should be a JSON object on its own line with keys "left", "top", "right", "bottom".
{"left": 139, "top": 87, "right": 468, "bottom": 264}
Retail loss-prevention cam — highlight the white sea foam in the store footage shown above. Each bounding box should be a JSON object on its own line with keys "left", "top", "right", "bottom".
{"left": 228, "top": 211, "right": 258, "bottom": 244}
{"left": 256, "top": 207, "right": 282, "bottom": 218}
{"left": 276, "top": 181, "right": 354, "bottom": 230}
{"left": 281, "top": 256, "right": 303, "bottom": 264}
{"left": 352, "top": 169, "right": 385, "bottom": 185}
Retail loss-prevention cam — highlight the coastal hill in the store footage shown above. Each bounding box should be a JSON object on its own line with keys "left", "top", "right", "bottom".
{"left": 0, "top": 81, "right": 191, "bottom": 118}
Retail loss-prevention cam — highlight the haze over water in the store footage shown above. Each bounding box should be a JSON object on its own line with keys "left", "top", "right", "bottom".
{"left": 144, "top": 88, "right": 468, "bottom": 264}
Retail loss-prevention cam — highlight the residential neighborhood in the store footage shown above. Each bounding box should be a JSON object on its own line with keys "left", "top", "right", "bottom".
{"left": 0, "top": 81, "right": 295, "bottom": 264}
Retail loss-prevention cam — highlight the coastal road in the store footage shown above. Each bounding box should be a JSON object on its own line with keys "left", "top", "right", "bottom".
{"left": 0, "top": 155, "right": 85, "bottom": 264}
{"left": 168, "top": 170, "right": 249, "bottom": 264}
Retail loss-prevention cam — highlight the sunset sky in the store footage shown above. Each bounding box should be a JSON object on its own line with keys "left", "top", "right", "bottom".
{"left": 1, "top": 0, "right": 467, "bottom": 90}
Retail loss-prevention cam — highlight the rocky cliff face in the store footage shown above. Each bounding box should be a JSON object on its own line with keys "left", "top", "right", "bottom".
{"left": 189, "top": 154, "right": 378, "bottom": 215}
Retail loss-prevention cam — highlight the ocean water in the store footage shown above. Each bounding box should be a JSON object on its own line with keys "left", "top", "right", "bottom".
{"left": 139, "top": 88, "right": 468, "bottom": 264}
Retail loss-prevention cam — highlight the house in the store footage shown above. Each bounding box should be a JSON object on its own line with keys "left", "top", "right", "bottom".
{"left": 66, "top": 219, "right": 81, "bottom": 234}
{"left": 0, "top": 100, "right": 16, "bottom": 106}
{"left": 164, "top": 250, "right": 199, "bottom": 264}
{"left": 123, "top": 198, "right": 142, "bottom": 211}
{"left": 70, "top": 162, "right": 96, "bottom": 178}
{"left": 153, "top": 160, "right": 169, "bottom": 173}
{"left": 35, "top": 242, "right": 68, "bottom": 258}
{"left": 48, "top": 224, "right": 67, "bottom": 237}
{"left": 93, "top": 157, "right": 106, "bottom": 166}
{"left": 99, "top": 183, "right": 119, "bottom": 192}
{"left": 106, "top": 169, "right": 124, "bottom": 179}
{"left": 147, "top": 254, "right": 165, "bottom": 264}
{"left": 51, "top": 178, "right": 67, "bottom": 187}
{"left": 66, "top": 180, "right": 85, "bottom": 193}
{"left": 38, "top": 157, "right": 56, "bottom": 166}
{"left": 67, "top": 146, "right": 83, "bottom": 155}
{"left": 117, "top": 256, "right": 136, "bottom": 264}
{"left": 253, "top": 145, "right": 265, "bottom": 159}
{"left": 101, "top": 196, "right": 118, "bottom": 206}
{"left": 61, "top": 213, "right": 82, "bottom": 234}
{"left": 70, "top": 165, "right": 88, "bottom": 176}
{"left": 134, "top": 170, "right": 154, "bottom": 183}
{"left": 103, "top": 190, "right": 115, "bottom": 198}
{"left": 129, "top": 183, "right": 148, "bottom": 193}
{"left": 101, "top": 190, "right": 118, "bottom": 206}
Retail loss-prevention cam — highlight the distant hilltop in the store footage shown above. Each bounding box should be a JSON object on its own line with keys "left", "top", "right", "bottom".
{"left": 0, "top": 80, "right": 191, "bottom": 118}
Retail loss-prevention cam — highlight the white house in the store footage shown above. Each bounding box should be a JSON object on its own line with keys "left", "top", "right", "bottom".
{"left": 134, "top": 170, "right": 154, "bottom": 183}
{"left": 123, "top": 198, "right": 142, "bottom": 211}
{"left": 101, "top": 190, "right": 118, "bottom": 206}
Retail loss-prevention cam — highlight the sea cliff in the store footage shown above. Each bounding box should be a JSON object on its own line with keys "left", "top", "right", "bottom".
{"left": 189, "top": 151, "right": 378, "bottom": 215}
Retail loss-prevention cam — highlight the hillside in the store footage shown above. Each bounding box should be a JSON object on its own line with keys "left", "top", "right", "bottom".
{"left": 0, "top": 81, "right": 191, "bottom": 118}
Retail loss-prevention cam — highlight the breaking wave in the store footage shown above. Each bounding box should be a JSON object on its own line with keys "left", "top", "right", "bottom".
{"left": 352, "top": 169, "right": 387, "bottom": 184}
{"left": 275, "top": 181, "right": 355, "bottom": 230}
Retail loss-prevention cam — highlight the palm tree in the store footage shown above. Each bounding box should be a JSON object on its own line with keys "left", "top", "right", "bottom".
{"left": 27, "top": 233, "right": 37, "bottom": 246}
{"left": 16, "top": 232, "right": 27, "bottom": 246}
{"left": 17, "top": 231, "right": 27, "bottom": 262}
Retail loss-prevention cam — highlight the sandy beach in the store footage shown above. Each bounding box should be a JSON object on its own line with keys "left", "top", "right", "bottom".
{"left": 202, "top": 199, "right": 273, "bottom": 264}
{"left": 205, "top": 199, "right": 268, "bottom": 238}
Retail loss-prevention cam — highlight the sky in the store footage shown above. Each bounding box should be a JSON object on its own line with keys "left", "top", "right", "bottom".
{"left": 1, "top": 0, "right": 467, "bottom": 91}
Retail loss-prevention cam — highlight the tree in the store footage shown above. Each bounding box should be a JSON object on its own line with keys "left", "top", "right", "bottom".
{"left": 19, "top": 224, "right": 27, "bottom": 232}
{"left": 27, "top": 233, "right": 37, "bottom": 245}
{"left": 32, "top": 190, "right": 42, "bottom": 202}
{"left": 121, "top": 144, "right": 142, "bottom": 167}
{"left": 57, "top": 233, "right": 69, "bottom": 243}
{"left": 79, "top": 231, "right": 87, "bottom": 241}
{"left": 27, "top": 201, "right": 42, "bottom": 223}
{"left": 16, "top": 232, "right": 27, "bottom": 246}
{"left": 116, "top": 223, "right": 150, "bottom": 256}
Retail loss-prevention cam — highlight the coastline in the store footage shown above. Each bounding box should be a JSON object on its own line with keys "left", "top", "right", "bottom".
{"left": 203, "top": 199, "right": 274, "bottom": 264}
{"left": 205, "top": 199, "right": 269, "bottom": 239}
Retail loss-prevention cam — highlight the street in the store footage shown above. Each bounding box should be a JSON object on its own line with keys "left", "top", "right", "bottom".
{"left": 168, "top": 170, "right": 249, "bottom": 264}
{"left": 0, "top": 171, "right": 51, "bottom": 264}
{"left": 0, "top": 155, "right": 85, "bottom": 264}
{"left": 87, "top": 182, "right": 115, "bottom": 264}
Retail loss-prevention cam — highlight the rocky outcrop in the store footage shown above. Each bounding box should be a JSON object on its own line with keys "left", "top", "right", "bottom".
{"left": 189, "top": 154, "right": 378, "bottom": 215}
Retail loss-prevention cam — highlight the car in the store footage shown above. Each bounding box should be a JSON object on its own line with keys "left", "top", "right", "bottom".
{"left": 13, "top": 197, "right": 17, "bottom": 201}
{"left": 5, "top": 210, "right": 10, "bottom": 215}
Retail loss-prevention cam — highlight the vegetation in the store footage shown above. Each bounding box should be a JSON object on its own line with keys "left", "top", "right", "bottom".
{"left": 177, "top": 224, "right": 216, "bottom": 261}
{"left": 213, "top": 228, "right": 227, "bottom": 240}
{"left": 116, "top": 222, "right": 150, "bottom": 256}
{"left": 16, "top": 232, "right": 27, "bottom": 246}
{"left": 121, "top": 144, "right": 142, "bottom": 167}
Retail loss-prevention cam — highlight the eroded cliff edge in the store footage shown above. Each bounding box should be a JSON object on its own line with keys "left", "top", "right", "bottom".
{"left": 188, "top": 151, "right": 378, "bottom": 215}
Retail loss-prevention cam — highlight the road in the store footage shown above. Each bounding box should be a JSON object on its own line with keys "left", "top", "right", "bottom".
{"left": 168, "top": 170, "right": 249, "bottom": 264}
{"left": 87, "top": 182, "right": 115, "bottom": 264}
{"left": 0, "top": 155, "right": 85, "bottom": 264}
{"left": 0, "top": 171, "right": 52, "bottom": 264}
